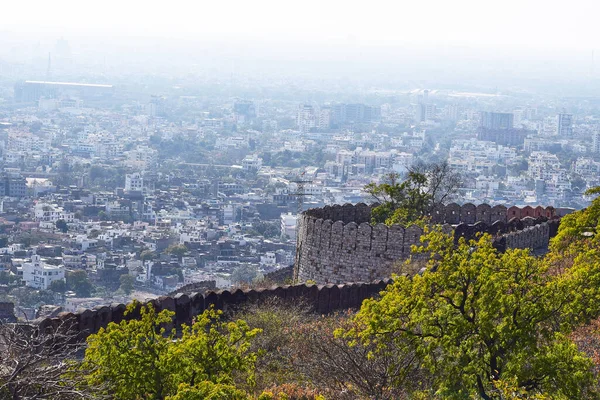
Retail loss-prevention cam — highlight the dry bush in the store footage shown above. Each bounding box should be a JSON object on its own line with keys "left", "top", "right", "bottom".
{"left": 233, "top": 300, "right": 430, "bottom": 399}
{"left": 232, "top": 298, "right": 315, "bottom": 392}
{"left": 0, "top": 320, "right": 99, "bottom": 399}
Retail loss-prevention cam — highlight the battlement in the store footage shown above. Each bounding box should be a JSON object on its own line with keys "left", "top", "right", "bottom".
{"left": 295, "top": 203, "right": 563, "bottom": 284}
{"left": 34, "top": 280, "right": 391, "bottom": 341}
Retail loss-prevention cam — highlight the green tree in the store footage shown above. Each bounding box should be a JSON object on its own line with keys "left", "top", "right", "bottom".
{"left": 165, "top": 382, "right": 248, "bottom": 400}
{"left": 231, "top": 264, "right": 261, "bottom": 285}
{"left": 66, "top": 270, "right": 93, "bottom": 297}
{"left": 119, "top": 274, "right": 135, "bottom": 295}
{"left": 253, "top": 221, "right": 280, "bottom": 239}
{"left": 365, "top": 162, "right": 461, "bottom": 225}
{"left": 8, "top": 287, "right": 55, "bottom": 308}
{"left": 141, "top": 249, "right": 156, "bottom": 262}
{"left": 345, "top": 229, "right": 598, "bottom": 399}
{"left": 0, "top": 272, "right": 18, "bottom": 286}
{"left": 551, "top": 187, "right": 600, "bottom": 252}
{"left": 82, "top": 303, "right": 260, "bottom": 400}
{"left": 166, "top": 244, "right": 188, "bottom": 259}
{"left": 48, "top": 279, "right": 67, "bottom": 294}
{"left": 55, "top": 219, "right": 68, "bottom": 233}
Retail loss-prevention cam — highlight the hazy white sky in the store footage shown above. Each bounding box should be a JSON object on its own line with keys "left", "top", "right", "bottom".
{"left": 3, "top": 0, "right": 599, "bottom": 50}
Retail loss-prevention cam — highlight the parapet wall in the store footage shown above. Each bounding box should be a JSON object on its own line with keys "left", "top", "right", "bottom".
{"left": 296, "top": 203, "right": 561, "bottom": 284}
{"left": 36, "top": 280, "right": 391, "bottom": 341}
{"left": 304, "top": 202, "right": 557, "bottom": 225}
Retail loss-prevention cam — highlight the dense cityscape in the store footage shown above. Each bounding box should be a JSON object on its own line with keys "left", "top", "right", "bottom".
{"left": 6, "top": 1, "right": 600, "bottom": 398}
{"left": 0, "top": 33, "right": 599, "bottom": 319}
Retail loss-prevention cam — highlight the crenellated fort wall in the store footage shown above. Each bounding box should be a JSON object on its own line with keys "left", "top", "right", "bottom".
{"left": 295, "top": 203, "right": 564, "bottom": 284}
{"left": 34, "top": 280, "right": 392, "bottom": 340}
{"left": 29, "top": 203, "right": 570, "bottom": 342}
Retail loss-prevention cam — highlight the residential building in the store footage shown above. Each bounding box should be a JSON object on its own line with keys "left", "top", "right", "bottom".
{"left": 557, "top": 113, "right": 573, "bottom": 137}
{"left": 22, "top": 255, "right": 65, "bottom": 290}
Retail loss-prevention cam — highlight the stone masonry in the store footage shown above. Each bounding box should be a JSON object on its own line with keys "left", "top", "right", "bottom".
{"left": 295, "top": 203, "right": 566, "bottom": 284}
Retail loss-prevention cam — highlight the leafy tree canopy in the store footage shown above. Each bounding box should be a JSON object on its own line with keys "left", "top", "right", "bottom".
{"left": 344, "top": 228, "right": 599, "bottom": 399}
{"left": 81, "top": 303, "right": 261, "bottom": 400}
{"left": 365, "top": 161, "right": 461, "bottom": 225}
{"left": 66, "top": 270, "right": 93, "bottom": 298}
{"left": 119, "top": 274, "right": 135, "bottom": 296}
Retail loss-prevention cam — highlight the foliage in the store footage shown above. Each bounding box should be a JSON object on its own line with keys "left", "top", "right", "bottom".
{"left": 551, "top": 186, "right": 600, "bottom": 252}
{"left": 56, "top": 218, "right": 69, "bottom": 233}
{"left": 165, "top": 382, "right": 248, "bottom": 400}
{"left": 344, "top": 228, "right": 598, "bottom": 399}
{"left": 234, "top": 299, "right": 313, "bottom": 390}
{"left": 0, "top": 271, "right": 19, "bottom": 286}
{"left": 119, "top": 274, "right": 135, "bottom": 295}
{"left": 257, "top": 384, "right": 326, "bottom": 400}
{"left": 82, "top": 302, "right": 261, "bottom": 400}
{"left": 49, "top": 278, "right": 67, "bottom": 294}
{"left": 365, "top": 161, "right": 461, "bottom": 225}
{"left": 8, "top": 287, "right": 55, "bottom": 309}
{"left": 293, "top": 312, "right": 425, "bottom": 399}
{"left": 232, "top": 264, "right": 262, "bottom": 285}
{"left": 252, "top": 220, "right": 281, "bottom": 239}
{"left": 236, "top": 300, "right": 414, "bottom": 399}
{"left": 66, "top": 270, "right": 94, "bottom": 297}
{"left": 141, "top": 249, "right": 156, "bottom": 261}
{"left": 166, "top": 244, "right": 188, "bottom": 258}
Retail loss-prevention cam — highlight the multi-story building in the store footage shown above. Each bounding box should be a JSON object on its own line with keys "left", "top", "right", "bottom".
{"left": 318, "top": 107, "right": 332, "bottom": 129}
{"left": 22, "top": 255, "right": 65, "bottom": 290}
{"left": 414, "top": 103, "right": 436, "bottom": 123}
{"left": 297, "top": 105, "right": 316, "bottom": 132}
{"left": 280, "top": 213, "right": 296, "bottom": 240}
{"left": 242, "top": 155, "right": 263, "bottom": 171}
{"left": 557, "top": 113, "right": 573, "bottom": 137}
{"left": 528, "top": 151, "right": 562, "bottom": 180}
{"left": 125, "top": 173, "right": 144, "bottom": 193}
{"left": 331, "top": 103, "right": 381, "bottom": 126}
{"left": 574, "top": 157, "right": 600, "bottom": 179}
{"left": 34, "top": 203, "right": 74, "bottom": 222}
{"left": 592, "top": 131, "right": 600, "bottom": 154}
{"left": 480, "top": 112, "right": 514, "bottom": 130}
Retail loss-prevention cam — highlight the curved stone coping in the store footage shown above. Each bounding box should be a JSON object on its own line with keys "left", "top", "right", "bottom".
{"left": 303, "top": 202, "right": 557, "bottom": 226}
{"left": 33, "top": 279, "right": 394, "bottom": 339}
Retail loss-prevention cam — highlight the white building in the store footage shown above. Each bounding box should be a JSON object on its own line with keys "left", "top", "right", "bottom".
{"left": 260, "top": 252, "right": 277, "bottom": 268}
{"left": 281, "top": 213, "right": 296, "bottom": 240}
{"left": 297, "top": 104, "right": 316, "bottom": 132}
{"left": 22, "top": 255, "right": 65, "bottom": 290}
{"left": 242, "top": 155, "right": 263, "bottom": 171}
{"left": 33, "top": 203, "right": 74, "bottom": 223}
{"left": 528, "top": 151, "right": 561, "bottom": 180}
{"left": 125, "top": 173, "right": 144, "bottom": 192}
{"left": 318, "top": 108, "right": 332, "bottom": 129}
{"left": 557, "top": 113, "right": 573, "bottom": 137}
{"left": 592, "top": 132, "right": 600, "bottom": 154}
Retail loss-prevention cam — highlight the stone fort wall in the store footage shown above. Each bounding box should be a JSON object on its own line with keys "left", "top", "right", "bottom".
{"left": 295, "top": 203, "right": 563, "bottom": 284}
{"left": 35, "top": 280, "right": 391, "bottom": 341}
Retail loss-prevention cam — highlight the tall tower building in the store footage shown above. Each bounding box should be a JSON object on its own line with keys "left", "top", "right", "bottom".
{"left": 592, "top": 131, "right": 600, "bottom": 154}
{"left": 480, "top": 112, "right": 513, "bottom": 130}
{"left": 297, "top": 105, "right": 316, "bottom": 132}
{"left": 557, "top": 113, "right": 573, "bottom": 137}
{"left": 513, "top": 109, "right": 524, "bottom": 127}
{"left": 318, "top": 107, "right": 332, "bottom": 129}
{"left": 447, "top": 104, "right": 460, "bottom": 121}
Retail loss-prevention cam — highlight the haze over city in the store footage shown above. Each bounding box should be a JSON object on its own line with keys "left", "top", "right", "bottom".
{"left": 2, "top": 2, "right": 600, "bottom": 399}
